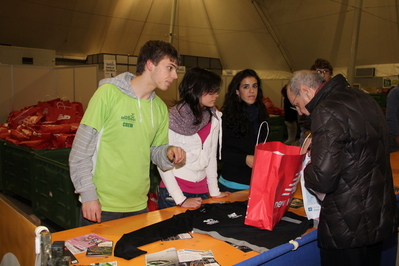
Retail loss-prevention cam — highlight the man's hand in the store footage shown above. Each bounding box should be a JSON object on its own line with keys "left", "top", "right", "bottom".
{"left": 167, "top": 146, "right": 186, "bottom": 164}
{"left": 82, "top": 199, "right": 102, "bottom": 223}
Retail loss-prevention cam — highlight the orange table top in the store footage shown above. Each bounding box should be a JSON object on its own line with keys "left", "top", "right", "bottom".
{"left": 52, "top": 152, "right": 399, "bottom": 265}
{"left": 53, "top": 190, "right": 260, "bottom": 265}
{"left": 391, "top": 151, "right": 399, "bottom": 187}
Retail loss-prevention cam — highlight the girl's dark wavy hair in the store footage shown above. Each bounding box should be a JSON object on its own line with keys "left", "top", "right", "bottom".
{"left": 221, "top": 69, "right": 268, "bottom": 136}
{"left": 174, "top": 67, "right": 222, "bottom": 125}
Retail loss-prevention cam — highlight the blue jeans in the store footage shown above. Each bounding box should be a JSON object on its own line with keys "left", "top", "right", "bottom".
{"left": 80, "top": 207, "right": 148, "bottom": 226}
{"left": 157, "top": 187, "right": 209, "bottom": 209}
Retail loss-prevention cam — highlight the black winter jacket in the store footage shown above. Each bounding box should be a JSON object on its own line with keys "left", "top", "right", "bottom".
{"left": 221, "top": 117, "right": 260, "bottom": 185}
{"left": 221, "top": 105, "right": 268, "bottom": 185}
{"left": 304, "top": 74, "right": 398, "bottom": 249}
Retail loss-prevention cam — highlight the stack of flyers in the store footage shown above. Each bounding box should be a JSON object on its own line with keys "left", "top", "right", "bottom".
{"left": 75, "top": 262, "right": 117, "bottom": 266}
{"left": 65, "top": 233, "right": 111, "bottom": 255}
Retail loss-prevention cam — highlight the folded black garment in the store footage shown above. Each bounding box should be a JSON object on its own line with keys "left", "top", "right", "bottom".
{"left": 114, "top": 201, "right": 311, "bottom": 260}
{"left": 191, "top": 201, "right": 311, "bottom": 253}
{"left": 114, "top": 211, "right": 194, "bottom": 260}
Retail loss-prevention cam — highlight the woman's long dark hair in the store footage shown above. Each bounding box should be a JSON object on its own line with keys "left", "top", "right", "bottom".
{"left": 175, "top": 67, "right": 222, "bottom": 125}
{"left": 221, "top": 69, "right": 268, "bottom": 136}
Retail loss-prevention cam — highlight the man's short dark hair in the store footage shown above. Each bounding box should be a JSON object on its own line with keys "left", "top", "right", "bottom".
{"left": 310, "top": 58, "right": 333, "bottom": 74}
{"left": 136, "top": 40, "right": 180, "bottom": 75}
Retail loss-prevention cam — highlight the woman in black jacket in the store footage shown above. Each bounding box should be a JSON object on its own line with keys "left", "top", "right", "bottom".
{"left": 218, "top": 69, "right": 269, "bottom": 192}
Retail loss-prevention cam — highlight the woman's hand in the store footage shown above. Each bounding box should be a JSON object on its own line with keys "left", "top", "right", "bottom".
{"left": 180, "top": 197, "right": 202, "bottom": 208}
{"left": 246, "top": 155, "right": 254, "bottom": 168}
{"left": 211, "top": 191, "right": 232, "bottom": 198}
{"left": 167, "top": 146, "right": 186, "bottom": 164}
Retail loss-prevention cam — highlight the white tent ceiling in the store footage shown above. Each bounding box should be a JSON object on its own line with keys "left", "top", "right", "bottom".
{"left": 1, "top": 0, "right": 399, "bottom": 77}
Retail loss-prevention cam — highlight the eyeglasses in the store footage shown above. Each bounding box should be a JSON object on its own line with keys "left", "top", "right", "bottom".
{"left": 290, "top": 93, "right": 299, "bottom": 111}
{"left": 316, "top": 70, "right": 331, "bottom": 74}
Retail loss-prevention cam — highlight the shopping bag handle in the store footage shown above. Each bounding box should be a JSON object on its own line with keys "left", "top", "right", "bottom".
{"left": 256, "top": 121, "right": 270, "bottom": 144}
{"left": 300, "top": 133, "right": 312, "bottom": 155}
{"left": 56, "top": 101, "right": 67, "bottom": 109}
{"left": 41, "top": 94, "right": 53, "bottom": 102}
{"left": 56, "top": 101, "right": 73, "bottom": 109}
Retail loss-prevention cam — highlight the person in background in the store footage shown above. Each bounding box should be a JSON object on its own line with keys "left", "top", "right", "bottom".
{"left": 310, "top": 58, "right": 333, "bottom": 82}
{"left": 218, "top": 69, "right": 269, "bottom": 192}
{"left": 281, "top": 84, "right": 298, "bottom": 145}
{"left": 157, "top": 67, "right": 231, "bottom": 209}
{"left": 287, "top": 70, "right": 398, "bottom": 266}
{"left": 298, "top": 58, "right": 334, "bottom": 145}
{"left": 386, "top": 84, "right": 399, "bottom": 152}
{"left": 69, "top": 40, "right": 186, "bottom": 226}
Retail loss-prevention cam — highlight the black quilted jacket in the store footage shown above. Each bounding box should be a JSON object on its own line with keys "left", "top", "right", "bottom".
{"left": 304, "top": 74, "right": 398, "bottom": 249}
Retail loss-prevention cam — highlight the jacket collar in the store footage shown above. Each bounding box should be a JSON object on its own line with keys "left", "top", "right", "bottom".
{"left": 305, "top": 74, "right": 350, "bottom": 114}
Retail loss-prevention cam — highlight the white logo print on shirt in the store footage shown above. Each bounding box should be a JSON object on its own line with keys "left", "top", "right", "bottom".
{"left": 227, "top": 212, "right": 242, "bottom": 219}
{"left": 203, "top": 219, "right": 219, "bottom": 225}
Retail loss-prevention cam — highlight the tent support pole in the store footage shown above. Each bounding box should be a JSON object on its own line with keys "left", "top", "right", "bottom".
{"left": 202, "top": 1, "right": 224, "bottom": 65}
{"left": 347, "top": 0, "right": 363, "bottom": 85}
{"left": 169, "top": 0, "right": 177, "bottom": 44}
{"left": 396, "top": 0, "right": 399, "bottom": 51}
{"left": 252, "top": 0, "right": 294, "bottom": 73}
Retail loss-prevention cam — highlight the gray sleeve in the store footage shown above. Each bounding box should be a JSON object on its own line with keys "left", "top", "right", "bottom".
{"left": 69, "top": 124, "right": 99, "bottom": 203}
{"left": 150, "top": 145, "right": 174, "bottom": 171}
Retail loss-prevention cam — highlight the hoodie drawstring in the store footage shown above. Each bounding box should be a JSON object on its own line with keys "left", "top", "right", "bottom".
{"left": 137, "top": 97, "right": 154, "bottom": 128}
{"left": 137, "top": 98, "right": 142, "bottom": 123}
{"left": 151, "top": 99, "right": 154, "bottom": 128}
{"left": 218, "top": 113, "right": 222, "bottom": 160}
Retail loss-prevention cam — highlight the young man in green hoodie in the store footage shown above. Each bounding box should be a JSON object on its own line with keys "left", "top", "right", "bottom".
{"left": 69, "top": 40, "right": 186, "bottom": 225}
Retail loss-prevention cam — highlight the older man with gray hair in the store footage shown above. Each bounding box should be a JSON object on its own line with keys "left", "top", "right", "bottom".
{"left": 287, "top": 70, "right": 398, "bottom": 266}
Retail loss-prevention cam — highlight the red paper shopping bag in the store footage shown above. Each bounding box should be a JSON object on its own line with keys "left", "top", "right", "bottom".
{"left": 8, "top": 106, "right": 40, "bottom": 129}
{"left": 245, "top": 141, "right": 305, "bottom": 230}
{"left": 45, "top": 104, "right": 77, "bottom": 124}
{"left": 147, "top": 192, "right": 159, "bottom": 212}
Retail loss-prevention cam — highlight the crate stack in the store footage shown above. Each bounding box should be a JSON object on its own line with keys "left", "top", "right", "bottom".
{"left": 32, "top": 148, "right": 79, "bottom": 229}
{"left": 0, "top": 140, "right": 80, "bottom": 229}
{"left": 0, "top": 99, "right": 84, "bottom": 229}
{"left": 267, "top": 116, "right": 285, "bottom": 142}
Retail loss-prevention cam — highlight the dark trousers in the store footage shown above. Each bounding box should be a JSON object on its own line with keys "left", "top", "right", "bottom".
{"left": 80, "top": 207, "right": 148, "bottom": 226}
{"left": 157, "top": 187, "right": 209, "bottom": 209}
{"left": 320, "top": 241, "right": 383, "bottom": 266}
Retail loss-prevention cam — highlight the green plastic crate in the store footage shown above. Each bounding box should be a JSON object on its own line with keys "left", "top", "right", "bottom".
{"left": 32, "top": 148, "right": 80, "bottom": 229}
{"left": 0, "top": 139, "right": 4, "bottom": 191}
{"left": 369, "top": 93, "right": 387, "bottom": 108}
{"left": 267, "top": 126, "right": 284, "bottom": 142}
{"left": 268, "top": 115, "right": 287, "bottom": 138}
{"left": 1, "top": 141, "right": 64, "bottom": 201}
{"left": 268, "top": 115, "right": 285, "bottom": 127}
{"left": 2, "top": 141, "right": 38, "bottom": 201}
